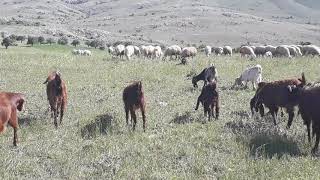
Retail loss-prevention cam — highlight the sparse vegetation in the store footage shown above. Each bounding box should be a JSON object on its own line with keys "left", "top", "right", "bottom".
{"left": 0, "top": 45, "right": 320, "bottom": 179}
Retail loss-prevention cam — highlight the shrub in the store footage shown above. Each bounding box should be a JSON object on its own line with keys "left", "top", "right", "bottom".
{"left": 9, "top": 34, "right": 17, "bottom": 40}
{"left": 27, "top": 36, "right": 38, "bottom": 46}
{"left": 16, "top": 35, "right": 26, "bottom": 43}
{"left": 57, "top": 37, "right": 68, "bottom": 45}
{"left": 71, "top": 39, "right": 80, "bottom": 47}
{"left": 1, "top": 37, "right": 14, "bottom": 49}
{"left": 90, "top": 39, "right": 104, "bottom": 49}
{"left": 46, "top": 38, "right": 56, "bottom": 45}
{"left": 85, "top": 41, "right": 91, "bottom": 47}
{"left": 38, "top": 36, "right": 45, "bottom": 44}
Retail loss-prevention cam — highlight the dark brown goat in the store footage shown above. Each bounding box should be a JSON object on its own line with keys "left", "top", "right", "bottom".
{"left": 288, "top": 85, "right": 320, "bottom": 154}
{"left": 195, "top": 82, "right": 219, "bottom": 121}
{"left": 123, "top": 81, "right": 146, "bottom": 132}
{"left": 252, "top": 73, "right": 306, "bottom": 126}
{"left": 44, "top": 71, "right": 67, "bottom": 128}
{"left": 0, "top": 92, "right": 25, "bottom": 146}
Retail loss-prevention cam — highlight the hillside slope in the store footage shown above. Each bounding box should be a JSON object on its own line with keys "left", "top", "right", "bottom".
{"left": 0, "top": 0, "right": 320, "bottom": 46}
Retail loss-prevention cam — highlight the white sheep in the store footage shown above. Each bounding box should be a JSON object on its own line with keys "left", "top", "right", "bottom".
{"left": 287, "top": 45, "right": 300, "bottom": 57}
{"left": 239, "top": 46, "right": 256, "bottom": 59}
{"left": 108, "top": 46, "right": 115, "bottom": 54}
{"left": 265, "top": 45, "right": 276, "bottom": 55}
{"left": 163, "top": 45, "right": 182, "bottom": 60}
{"left": 153, "top": 46, "right": 163, "bottom": 59}
{"left": 115, "top": 44, "right": 125, "bottom": 58}
{"left": 125, "top": 45, "right": 135, "bottom": 60}
{"left": 232, "top": 64, "right": 262, "bottom": 90}
{"left": 72, "top": 49, "right": 89, "bottom": 56}
{"left": 133, "top": 46, "right": 141, "bottom": 57}
{"left": 180, "top": 47, "right": 197, "bottom": 64}
{"left": 264, "top": 51, "right": 273, "bottom": 58}
{"left": 213, "top": 47, "right": 223, "bottom": 56}
{"left": 250, "top": 46, "right": 256, "bottom": 52}
{"left": 141, "top": 45, "right": 154, "bottom": 58}
{"left": 205, "top": 46, "right": 212, "bottom": 57}
{"left": 291, "top": 45, "right": 302, "bottom": 56}
{"left": 275, "top": 45, "right": 291, "bottom": 58}
{"left": 72, "top": 49, "right": 80, "bottom": 55}
{"left": 223, "top": 46, "right": 232, "bottom": 56}
{"left": 83, "top": 50, "right": 92, "bottom": 56}
{"left": 254, "top": 46, "right": 267, "bottom": 57}
{"left": 302, "top": 45, "right": 320, "bottom": 56}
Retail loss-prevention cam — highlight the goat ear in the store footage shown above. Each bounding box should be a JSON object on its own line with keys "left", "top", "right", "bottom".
{"left": 56, "top": 70, "right": 61, "bottom": 76}
{"left": 138, "top": 81, "right": 142, "bottom": 89}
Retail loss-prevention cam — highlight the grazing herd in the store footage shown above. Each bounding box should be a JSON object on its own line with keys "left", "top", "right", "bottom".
{"left": 1, "top": 43, "right": 320, "bottom": 156}
{"left": 72, "top": 49, "right": 92, "bottom": 56}
{"left": 72, "top": 43, "right": 320, "bottom": 65}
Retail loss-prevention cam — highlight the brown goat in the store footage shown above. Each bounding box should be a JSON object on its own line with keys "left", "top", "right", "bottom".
{"left": 0, "top": 92, "right": 25, "bottom": 146}
{"left": 252, "top": 73, "right": 306, "bottom": 126}
{"left": 195, "top": 82, "right": 219, "bottom": 121}
{"left": 123, "top": 81, "right": 146, "bottom": 132}
{"left": 288, "top": 85, "right": 320, "bottom": 154}
{"left": 44, "top": 71, "right": 67, "bottom": 128}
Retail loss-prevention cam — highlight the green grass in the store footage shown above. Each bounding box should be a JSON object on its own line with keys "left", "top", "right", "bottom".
{"left": 0, "top": 45, "right": 320, "bottom": 179}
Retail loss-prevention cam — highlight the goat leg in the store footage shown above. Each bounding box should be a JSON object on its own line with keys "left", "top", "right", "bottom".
{"left": 270, "top": 108, "right": 278, "bottom": 125}
{"left": 312, "top": 131, "right": 320, "bottom": 155}
{"left": 286, "top": 107, "right": 295, "bottom": 129}
{"left": 195, "top": 97, "right": 201, "bottom": 110}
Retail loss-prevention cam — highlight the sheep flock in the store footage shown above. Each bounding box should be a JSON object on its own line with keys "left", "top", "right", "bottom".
{"left": 75, "top": 44, "right": 320, "bottom": 62}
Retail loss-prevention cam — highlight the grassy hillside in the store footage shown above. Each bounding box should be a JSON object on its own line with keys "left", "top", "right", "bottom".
{"left": 0, "top": 45, "right": 320, "bottom": 179}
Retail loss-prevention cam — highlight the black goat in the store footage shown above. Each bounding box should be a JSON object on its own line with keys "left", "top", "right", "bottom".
{"left": 192, "top": 65, "right": 218, "bottom": 88}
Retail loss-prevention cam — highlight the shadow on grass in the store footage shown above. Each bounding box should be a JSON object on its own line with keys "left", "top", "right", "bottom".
{"left": 170, "top": 111, "right": 203, "bottom": 124}
{"left": 225, "top": 120, "right": 303, "bottom": 159}
{"left": 185, "top": 86, "right": 198, "bottom": 93}
{"left": 81, "top": 113, "right": 114, "bottom": 139}
{"left": 249, "top": 134, "right": 301, "bottom": 159}
{"left": 18, "top": 113, "right": 48, "bottom": 127}
{"left": 228, "top": 86, "right": 250, "bottom": 91}
{"left": 230, "top": 110, "right": 251, "bottom": 119}
{"left": 19, "top": 116, "right": 36, "bottom": 126}
{"left": 220, "top": 86, "right": 232, "bottom": 91}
